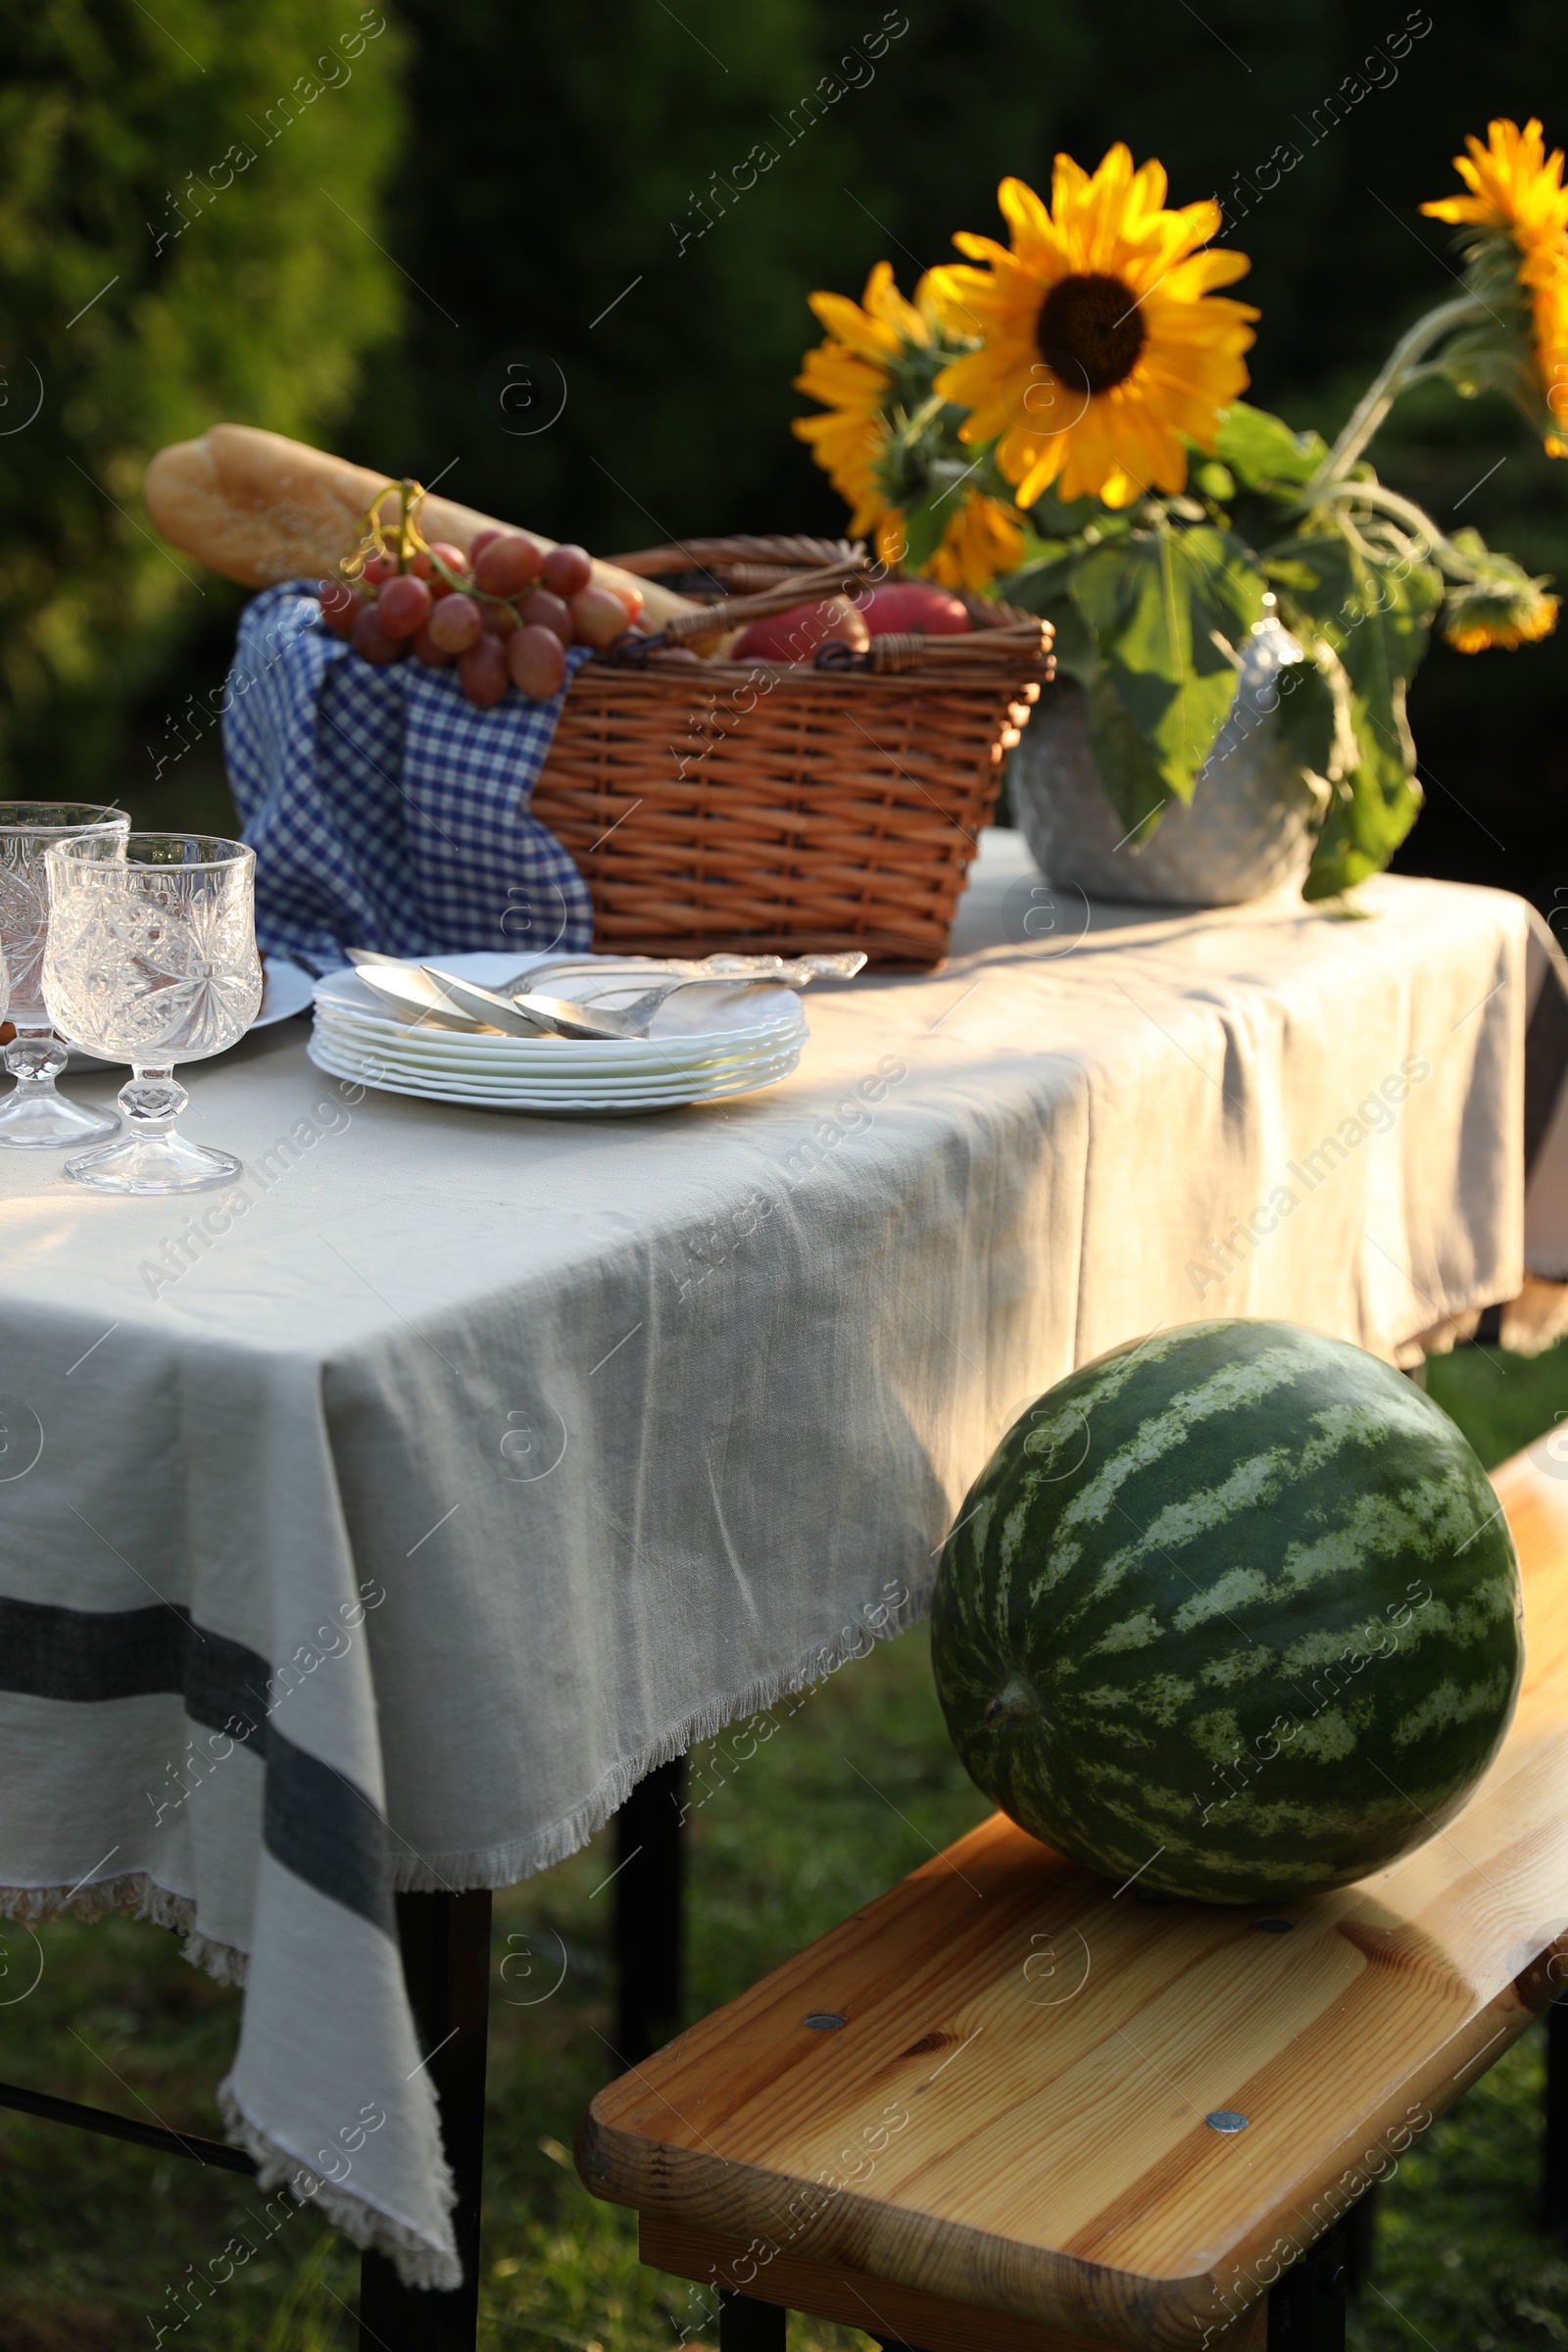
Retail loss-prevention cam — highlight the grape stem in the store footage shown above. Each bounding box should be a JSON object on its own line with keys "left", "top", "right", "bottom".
{"left": 340, "top": 478, "right": 525, "bottom": 611}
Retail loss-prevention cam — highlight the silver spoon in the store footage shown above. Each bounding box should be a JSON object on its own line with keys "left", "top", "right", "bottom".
{"left": 354, "top": 964, "right": 499, "bottom": 1032}
{"left": 420, "top": 969, "right": 571, "bottom": 1038}
{"left": 424, "top": 968, "right": 654, "bottom": 1041}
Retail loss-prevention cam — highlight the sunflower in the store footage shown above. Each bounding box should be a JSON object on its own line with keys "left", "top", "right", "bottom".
{"left": 794, "top": 263, "right": 1025, "bottom": 589}
{"left": 792, "top": 261, "right": 938, "bottom": 539}
{"left": 1422, "top": 119, "right": 1568, "bottom": 458}
{"left": 1442, "top": 574, "right": 1559, "bottom": 654}
{"left": 926, "top": 149, "right": 1257, "bottom": 511}
{"left": 1420, "top": 117, "right": 1568, "bottom": 249}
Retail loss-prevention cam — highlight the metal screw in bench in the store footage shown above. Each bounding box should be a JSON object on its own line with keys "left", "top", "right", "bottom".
{"left": 804, "top": 2011, "right": 846, "bottom": 2031}
{"left": 1205, "top": 2109, "right": 1250, "bottom": 2133}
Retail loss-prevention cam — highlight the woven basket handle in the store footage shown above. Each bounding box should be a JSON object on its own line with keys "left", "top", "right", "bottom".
{"left": 602, "top": 532, "right": 1053, "bottom": 673}
{"left": 608, "top": 534, "right": 864, "bottom": 580}
{"left": 643, "top": 555, "right": 877, "bottom": 650}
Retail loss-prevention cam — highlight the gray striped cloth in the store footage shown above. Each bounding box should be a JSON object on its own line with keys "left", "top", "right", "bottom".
{"left": 0, "top": 1549, "right": 459, "bottom": 2282}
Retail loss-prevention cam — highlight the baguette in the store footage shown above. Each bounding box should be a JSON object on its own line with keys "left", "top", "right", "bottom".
{"left": 143, "top": 424, "right": 697, "bottom": 624}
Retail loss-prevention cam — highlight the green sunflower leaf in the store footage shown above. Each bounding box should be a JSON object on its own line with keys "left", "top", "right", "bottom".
{"left": 1269, "top": 534, "right": 1443, "bottom": 898}
{"left": 1272, "top": 657, "right": 1338, "bottom": 779}
{"left": 895, "top": 490, "right": 953, "bottom": 574}
{"left": 1082, "top": 669, "right": 1170, "bottom": 836}
{"left": 1068, "top": 524, "right": 1267, "bottom": 805}
{"left": 1214, "top": 403, "right": 1329, "bottom": 494}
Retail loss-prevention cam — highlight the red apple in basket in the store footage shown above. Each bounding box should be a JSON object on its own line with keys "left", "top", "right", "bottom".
{"left": 855, "top": 581, "right": 971, "bottom": 636}
{"left": 730, "top": 595, "right": 870, "bottom": 664}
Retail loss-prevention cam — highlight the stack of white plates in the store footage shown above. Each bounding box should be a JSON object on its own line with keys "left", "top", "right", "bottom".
{"left": 306, "top": 952, "right": 807, "bottom": 1116}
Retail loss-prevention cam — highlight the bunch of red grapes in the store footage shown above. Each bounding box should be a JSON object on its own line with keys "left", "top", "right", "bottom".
{"left": 318, "top": 530, "right": 645, "bottom": 708}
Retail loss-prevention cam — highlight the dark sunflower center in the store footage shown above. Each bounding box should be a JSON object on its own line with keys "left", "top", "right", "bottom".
{"left": 1036, "top": 272, "right": 1145, "bottom": 395}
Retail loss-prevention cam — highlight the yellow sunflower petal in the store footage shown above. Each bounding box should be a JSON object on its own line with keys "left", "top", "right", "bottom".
{"left": 1055, "top": 399, "right": 1134, "bottom": 502}
{"left": 862, "top": 259, "right": 933, "bottom": 348}
{"left": 949, "top": 232, "right": 1022, "bottom": 270}
{"left": 806, "top": 288, "right": 902, "bottom": 363}
{"left": 1157, "top": 248, "right": 1256, "bottom": 299}
{"left": 925, "top": 491, "right": 1026, "bottom": 592}
{"left": 1127, "top": 156, "right": 1170, "bottom": 220}
{"left": 997, "top": 175, "right": 1071, "bottom": 276}
{"left": 875, "top": 511, "right": 909, "bottom": 568}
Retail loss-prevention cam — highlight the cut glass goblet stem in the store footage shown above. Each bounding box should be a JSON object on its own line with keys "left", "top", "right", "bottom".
{"left": 0, "top": 1022, "right": 119, "bottom": 1148}
{"left": 63, "top": 1066, "right": 240, "bottom": 1196}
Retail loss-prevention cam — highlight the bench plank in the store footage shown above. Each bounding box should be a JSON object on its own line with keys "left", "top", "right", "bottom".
{"left": 582, "top": 1446, "right": 1568, "bottom": 2349}
{"left": 638, "top": 2218, "right": 1267, "bottom": 2352}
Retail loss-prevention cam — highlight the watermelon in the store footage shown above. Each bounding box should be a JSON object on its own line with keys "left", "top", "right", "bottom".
{"left": 931, "top": 1320, "right": 1523, "bottom": 1903}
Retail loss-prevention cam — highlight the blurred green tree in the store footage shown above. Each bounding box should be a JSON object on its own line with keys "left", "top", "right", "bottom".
{"left": 0, "top": 0, "right": 402, "bottom": 802}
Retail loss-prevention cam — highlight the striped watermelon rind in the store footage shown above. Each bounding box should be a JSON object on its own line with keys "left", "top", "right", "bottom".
{"left": 931, "top": 1320, "right": 1523, "bottom": 1903}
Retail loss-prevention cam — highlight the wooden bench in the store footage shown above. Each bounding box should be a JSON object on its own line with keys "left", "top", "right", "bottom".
{"left": 579, "top": 1444, "right": 1568, "bottom": 2352}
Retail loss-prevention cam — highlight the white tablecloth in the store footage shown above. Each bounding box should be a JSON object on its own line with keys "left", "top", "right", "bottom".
{"left": 0, "top": 833, "right": 1540, "bottom": 2282}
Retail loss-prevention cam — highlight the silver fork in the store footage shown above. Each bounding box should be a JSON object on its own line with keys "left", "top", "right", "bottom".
{"left": 571, "top": 976, "right": 755, "bottom": 1033}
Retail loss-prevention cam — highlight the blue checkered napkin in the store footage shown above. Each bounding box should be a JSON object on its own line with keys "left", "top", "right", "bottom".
{"left": 221, "top": 584, "right": 594, "bottom": 969}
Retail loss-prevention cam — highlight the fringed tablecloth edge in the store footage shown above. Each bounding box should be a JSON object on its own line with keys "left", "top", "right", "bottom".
{"left": 217, "top": 2080, "right": 463, "bottom": 2294}
{"left": 0, "top": 1871, "right": 248, "bottom": 1986}
{"left": 390, "top": 1578, "right": 929, "bottom": 1892}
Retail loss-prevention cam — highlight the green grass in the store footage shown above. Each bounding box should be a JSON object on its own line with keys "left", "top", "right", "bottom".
{"left": 1, "top": 1337, "right": 1565, "bottom": 2350}
{"left": 1425, "top": 1339, "right": 1568, "bottom": 1472}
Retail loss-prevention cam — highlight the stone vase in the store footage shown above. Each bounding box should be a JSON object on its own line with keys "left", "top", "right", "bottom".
{"left": 1009, "top": 658, "right": 1325, "bottom": 908}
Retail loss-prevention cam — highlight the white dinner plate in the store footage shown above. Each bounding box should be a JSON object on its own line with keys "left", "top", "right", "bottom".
{"left": 314, "top": 955, "right": 805, "bottom": 1058}
{"left": 311, "top": 1004, "right": 801, "bottom": 1082}
{"left": 309, "top": 1037, "right": 804, "bottom": 1102}
{"left": 306, "top": 1031, "right": 802, "bottom": 1115}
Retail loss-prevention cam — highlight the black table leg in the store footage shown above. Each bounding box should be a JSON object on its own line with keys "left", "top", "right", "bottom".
{"left": 1343, "top": 2182, "right": 1375, "bottom": 2289}
{"left": 359, "top": 1888, "right": 493, "bottom": 2351}
{"left": 718, "top": 2289, "right": 786, "bottom": 2352}
{"left": 1546, "top": 1992, "right": 1568, "bottom": 2238}
{"left": 1268, "top": 2213, "right": 1349, "bottom": 2350}
{"left": 614, "top": 1757, "right": 686, "bottom": 2064}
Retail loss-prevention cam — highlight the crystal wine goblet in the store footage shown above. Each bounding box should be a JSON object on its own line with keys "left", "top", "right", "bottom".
{"left": 42, "top": 834, "right": 263, "bottom": 1195}
{"left": 0, "top": 802, "right": 130, "bottom": 1147}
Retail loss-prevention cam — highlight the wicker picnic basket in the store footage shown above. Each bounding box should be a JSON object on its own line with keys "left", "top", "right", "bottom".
{"left": 529, "top": 537, "right": 1054, "bottom": 970}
